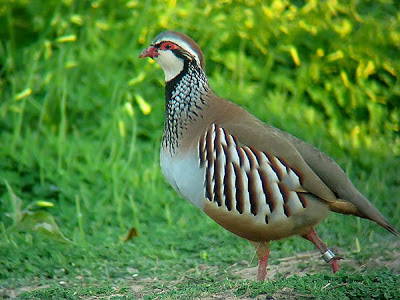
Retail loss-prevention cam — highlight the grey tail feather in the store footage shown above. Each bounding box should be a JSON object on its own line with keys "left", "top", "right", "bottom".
{"left": 362, "top": 214, "right": 399, "bottom": 237}
{"left": 382, "top": 222, "right": 399, "bottom": 237}
{"left": 367, "top": 212, "right": 399, "bottom": 237}
{"left": 351, "top": 193, "right": 399, "bottom": 237}
{"left": 355, "top": 199, "right": 399, "bottom": 237}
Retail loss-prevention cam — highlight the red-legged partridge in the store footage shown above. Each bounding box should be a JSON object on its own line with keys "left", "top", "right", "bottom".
{"left": 139, "top": 31, "right": 399, "bottom": 281}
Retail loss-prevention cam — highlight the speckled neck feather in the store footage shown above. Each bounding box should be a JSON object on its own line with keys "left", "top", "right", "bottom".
{"left": 162, "top": 60, "right": 210, "bottom": 153}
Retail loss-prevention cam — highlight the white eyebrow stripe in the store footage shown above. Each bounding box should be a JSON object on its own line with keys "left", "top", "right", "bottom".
{"left": 154, "top": 36, "right": 201, "bottom": 67}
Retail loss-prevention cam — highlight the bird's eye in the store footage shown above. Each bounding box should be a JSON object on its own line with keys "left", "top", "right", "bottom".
{"left": 161, "top": 42, "right": 176, "bottom": 50}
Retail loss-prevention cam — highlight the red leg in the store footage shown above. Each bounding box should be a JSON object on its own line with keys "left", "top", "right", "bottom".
{"left": 252, "top": 242, "right": 270, "bottom": 281}
{"left": 303, "top": 228, "right": 342, "bottom": 273}
{"left": 257, "top": 249, "right": 270, "bottom": 281}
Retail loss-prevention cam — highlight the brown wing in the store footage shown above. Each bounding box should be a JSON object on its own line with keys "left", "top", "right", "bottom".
{"left": 198, "top": 123, "right": 330, "bottom": 241}
{"left": 203, "top": 96, "right": 398, "bottom": 236}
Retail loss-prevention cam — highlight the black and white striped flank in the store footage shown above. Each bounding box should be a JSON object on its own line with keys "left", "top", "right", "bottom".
{"left": 198, "top": 124, "right": 308, "bottom": 224}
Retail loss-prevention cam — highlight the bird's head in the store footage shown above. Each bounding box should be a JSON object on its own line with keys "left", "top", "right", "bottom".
{"left": 139, "top": 31, "right": 205, "bottom": 82}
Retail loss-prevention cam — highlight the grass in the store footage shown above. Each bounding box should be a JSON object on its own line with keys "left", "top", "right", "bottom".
{"left": 14, "top": 270, "right": 400, "bottom": 299}
{"left": 1, "top": 0, "right": 400, "bottom": 298}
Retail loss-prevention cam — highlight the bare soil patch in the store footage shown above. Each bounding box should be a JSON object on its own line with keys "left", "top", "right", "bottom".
{"left": 2, "top": 241, "right": 399, "bottom": 299}
{"left": 233, "top": 240, "right": 400, "bottom": 280}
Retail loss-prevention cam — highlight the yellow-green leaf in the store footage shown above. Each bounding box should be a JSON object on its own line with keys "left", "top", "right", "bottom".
{"left": 289, "top": 46, "right": 301, "bottom": 66}
{"left": 35, "top": 200, "right": 55, "bottom": 208}
{"left": 136, "top": 95, "right": 152, "bottom": 115}
{"left": 14, "top": 88, "right": 32, "bottom": 101}
{"left": 56, "top": 34, "right": 77, "bottom": 43}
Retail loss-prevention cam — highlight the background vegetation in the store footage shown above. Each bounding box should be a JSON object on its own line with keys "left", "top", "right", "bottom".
{"left": 1, "top": 0, "right": 399, "bottom": 298}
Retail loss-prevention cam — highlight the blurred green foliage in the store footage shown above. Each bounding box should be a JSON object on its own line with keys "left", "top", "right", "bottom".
{"left": 0, "top": 0, "right": 399, "bottom": 295}
{"left": 1, "top": 0, "right": 399, "bottom": 148}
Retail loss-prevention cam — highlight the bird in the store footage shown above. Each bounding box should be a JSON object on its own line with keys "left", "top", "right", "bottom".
{"left": 139, "top": 31, "right": 399, "bottom": 281}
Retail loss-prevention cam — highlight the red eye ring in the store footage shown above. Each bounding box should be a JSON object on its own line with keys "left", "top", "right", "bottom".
{"left": 160, "top": 42, "right": 178, "bottom": 51}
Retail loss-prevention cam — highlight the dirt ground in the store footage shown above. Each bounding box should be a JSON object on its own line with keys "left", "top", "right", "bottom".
{"left": 127, "top": 240, "right": 400, "bottom": 299}
{"left": 2, "top": 241, "right": 399, "bottom": 299}
{"left": 233, "top": 240, "right": 400, "bottom": 280}
{"left": 134, "top": 240, "right": 400, "bottom": 299}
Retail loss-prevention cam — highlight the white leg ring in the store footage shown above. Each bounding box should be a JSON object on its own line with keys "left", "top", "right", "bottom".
{"left": 322, "top": 249, "right": 335, "bottom": 262}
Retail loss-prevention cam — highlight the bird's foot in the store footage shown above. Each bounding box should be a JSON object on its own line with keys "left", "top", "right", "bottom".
{"left": 327, "top": 254, "right": 343, "bottom": 273}
{"left": 303, "top": 228, "right": 344, "bottom": 274}
{"left": 322, "top": 248, "right": 343, "bottom": 273}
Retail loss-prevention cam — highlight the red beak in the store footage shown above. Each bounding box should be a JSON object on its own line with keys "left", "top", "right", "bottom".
{"left": 139, "top": 46, "right": 159, "bottom": 58}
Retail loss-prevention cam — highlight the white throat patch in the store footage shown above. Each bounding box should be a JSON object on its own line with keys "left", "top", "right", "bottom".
{"left": 154, "top": 51, "right": 184, "bottom": 82}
